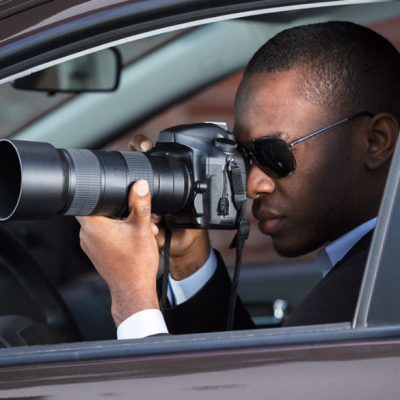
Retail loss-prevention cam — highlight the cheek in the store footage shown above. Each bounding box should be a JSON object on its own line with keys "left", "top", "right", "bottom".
{"left": 280, "top": 171, "right": 323, "bottom": 219}
{"left": 287, "top": 146, "right": 322, "bottom": 190}
{"left": 284, "top": 146, "right": 349, "bottom": 217}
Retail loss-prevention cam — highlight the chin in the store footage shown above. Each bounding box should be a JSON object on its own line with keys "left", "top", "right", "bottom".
{"left": 272, "top": 236, "right": 324, "bottom": 258}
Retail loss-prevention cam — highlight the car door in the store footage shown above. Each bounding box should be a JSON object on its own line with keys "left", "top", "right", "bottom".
{"left": 0, "top": 0, "right": 399, "bottom": 398}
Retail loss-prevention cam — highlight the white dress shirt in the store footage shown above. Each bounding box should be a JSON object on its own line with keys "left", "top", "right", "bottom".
{"left": 315, "top": 217, "right": 376, "bottom": 278}
{"left": 117, "top": 249, "right": 217, "bottom": 339}
{"left": 117, "top": 217, "right": 376, "bottom": 339}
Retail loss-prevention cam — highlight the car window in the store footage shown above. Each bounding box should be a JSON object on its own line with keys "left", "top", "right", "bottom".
{"left": 102, "top": 10, "right": 400, "bottom": 327}
{"left": 0, "top": 0, "right": 399, "bottom": 351}
{"left": 0, "top": 31, "right": 181, "bottom": 138}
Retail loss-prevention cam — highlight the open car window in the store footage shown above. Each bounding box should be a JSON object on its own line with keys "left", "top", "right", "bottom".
{"left": 0, "top": 4, "right": 399, "bottom": 397}
{"left": 0, "top": 31, "right": 181, "bottom": 138}
{"left": 0, "top": 0, "right": 399, "bottom": 335}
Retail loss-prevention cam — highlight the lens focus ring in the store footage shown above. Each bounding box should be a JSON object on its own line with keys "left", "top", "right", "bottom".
{"left": 65, "top": 149, "right": 102, "bottom": 215}
{"left": 120, "top": 152, "right": 154, "bottom": 194}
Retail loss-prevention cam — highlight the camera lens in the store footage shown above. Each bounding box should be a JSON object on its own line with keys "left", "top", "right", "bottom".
{"left": 0, "top": 140, "right": 193, "bottom": 221}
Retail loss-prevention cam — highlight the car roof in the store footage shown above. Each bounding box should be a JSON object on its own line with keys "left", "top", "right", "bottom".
{"left": 0, "top": 0, "right": 267, "bottom": 45}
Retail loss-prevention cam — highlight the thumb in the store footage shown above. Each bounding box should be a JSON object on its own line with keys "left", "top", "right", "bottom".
{"left": 126, "top": 179, "right": 152, "bottom": 228}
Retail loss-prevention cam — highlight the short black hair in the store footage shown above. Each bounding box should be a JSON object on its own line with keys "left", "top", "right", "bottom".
{"left": 244, "top": 21, "right": 400, "bottom": 120}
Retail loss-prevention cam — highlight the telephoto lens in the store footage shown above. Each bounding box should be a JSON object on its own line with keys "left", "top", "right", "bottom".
{"left": 0, "top": 139, "right": 193, "bottom": 221}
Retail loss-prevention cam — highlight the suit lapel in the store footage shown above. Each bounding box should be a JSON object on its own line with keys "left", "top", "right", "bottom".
{"left": 284, "top": 230, "right": 374, "bottom": 326}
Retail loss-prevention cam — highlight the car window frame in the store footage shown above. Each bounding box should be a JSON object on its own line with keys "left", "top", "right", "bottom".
{"left": 0, "top": 0, "right": 397, "bottom": 84}
{"left": 0, "top": 0, "right": 399, "bottom": 366}
{"left": 354, "top": 137, "right": 400, "bottom": 328}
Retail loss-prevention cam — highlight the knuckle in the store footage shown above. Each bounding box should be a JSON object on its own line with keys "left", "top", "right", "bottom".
{"left": 131, "top": 134, "right": 147, "bottom": 151}
{"left": 135, "top": 204, "right": 151, "bottom": 216}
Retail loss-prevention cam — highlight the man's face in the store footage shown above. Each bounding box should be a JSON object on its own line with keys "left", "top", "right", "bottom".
{"left": 234, "top": 69, "right": 363, "bottom": 257}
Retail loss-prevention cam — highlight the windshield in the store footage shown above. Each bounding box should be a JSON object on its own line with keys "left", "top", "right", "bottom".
{"left": 0, "top": 31, "right": 181, "bottom": 138}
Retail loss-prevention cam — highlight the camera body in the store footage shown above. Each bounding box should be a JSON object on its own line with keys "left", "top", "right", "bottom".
{"left": 0, "top": 123, "right": 248, "bottom": 229}
{"left": 151, "top": 123, "right": 247, "bottom": 229}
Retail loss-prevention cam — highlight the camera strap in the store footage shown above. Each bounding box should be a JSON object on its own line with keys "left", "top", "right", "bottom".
{"left": 226, "top": 159, "right": 250, "bottom": 330}
{"left": 160, "top": 227, "right": 172, "bottom": 311}
{"left": 160, "top": 159, "right": 249, "bottom": 329}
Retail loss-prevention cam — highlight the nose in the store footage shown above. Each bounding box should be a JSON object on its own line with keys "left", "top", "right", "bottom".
{"left": 246, "top": 165, "right": 276, "bottom": 199}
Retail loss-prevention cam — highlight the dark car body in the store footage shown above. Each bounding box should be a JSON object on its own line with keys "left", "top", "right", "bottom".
{"left": 0, "top": 0, "right": 400, "bottom": 398}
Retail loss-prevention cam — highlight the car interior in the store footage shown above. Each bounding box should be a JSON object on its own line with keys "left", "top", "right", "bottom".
{"left": 0, "top": 1, "right": 399, "bottom": 346}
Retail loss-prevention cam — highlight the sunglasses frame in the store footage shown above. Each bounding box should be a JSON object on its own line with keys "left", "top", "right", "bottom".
{"left": 245, "top": 111, "right": 374, "bottom": 178}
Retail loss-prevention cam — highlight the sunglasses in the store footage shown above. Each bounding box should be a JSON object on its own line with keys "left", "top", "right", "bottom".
{"left": 243, "top": 111, "right": 373, "bottom": 179}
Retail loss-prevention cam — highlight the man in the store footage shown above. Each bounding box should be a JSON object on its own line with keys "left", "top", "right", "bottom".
{"left": 77, "top": 21, "right": 400, "bottom": 338}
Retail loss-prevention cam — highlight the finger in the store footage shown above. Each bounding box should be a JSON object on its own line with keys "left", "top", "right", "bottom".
{"left": 151, "top": 223, "right": 159, "bottom": 236}
{"left": 76, "top": 215, "right": 103, "bottom": 226}
{"left": 126, "top": 180, "right": 151, "bottom": 229}
{"left": 76, "top": 216, "right": 113, "bottom": 238}
{"left": 129, "top": 134, "right": 154, "bottom": 152}
{"left": 77, "top": 216, "right": 106, "bottom": 250}
{"left": 155, "top": 228, "right": 165, "bottom": 249}
{"left": 150, "top": 214, "right": 162, "bottom": 224}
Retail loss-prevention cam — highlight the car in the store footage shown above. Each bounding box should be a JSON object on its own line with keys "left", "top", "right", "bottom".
{"left": 0, "top": 0, "right": 399, "bottom": 397}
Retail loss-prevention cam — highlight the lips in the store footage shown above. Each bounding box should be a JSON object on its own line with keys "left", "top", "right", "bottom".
{"left": 252, "top": 204, "right": 283, "bottom": 222}
{"left": 252, "top": 201, "right": 285, "bottom": 235}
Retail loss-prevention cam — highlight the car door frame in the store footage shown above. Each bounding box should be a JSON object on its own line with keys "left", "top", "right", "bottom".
{"left": 0, "top": 0, "right": 400, "bottom": 394}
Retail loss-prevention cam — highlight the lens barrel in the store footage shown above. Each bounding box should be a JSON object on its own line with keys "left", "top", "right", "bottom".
{"left": 0, "top": 140, "right": 192, "bottom": 221}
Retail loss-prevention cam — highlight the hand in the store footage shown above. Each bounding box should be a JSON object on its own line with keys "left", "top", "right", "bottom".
{"left": 130, "top": 134, "right": 211, "bottom": 280}
{"left": 77, "top": 180, "right": 160, "bottom": 326}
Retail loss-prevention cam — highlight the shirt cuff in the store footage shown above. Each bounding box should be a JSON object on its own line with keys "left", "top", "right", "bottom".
{"left": 117, "top": 309, "right": 168, "bottom": 339}
{"left": 168, "top": 249, "right": 217, "bottom": 305}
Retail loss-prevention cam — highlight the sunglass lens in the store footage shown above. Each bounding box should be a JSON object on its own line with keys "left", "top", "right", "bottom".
{"left": 252, "top": 138, "right": 295, "bottom": 178}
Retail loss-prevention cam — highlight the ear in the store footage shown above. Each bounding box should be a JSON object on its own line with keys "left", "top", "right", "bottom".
{"left": 364, "top": 113, "right": 399, "bottom": 170}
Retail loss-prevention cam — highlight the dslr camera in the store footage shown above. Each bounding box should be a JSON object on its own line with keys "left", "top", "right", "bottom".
{"left": 0, "top": 123, "right": 247, "bottom": 229}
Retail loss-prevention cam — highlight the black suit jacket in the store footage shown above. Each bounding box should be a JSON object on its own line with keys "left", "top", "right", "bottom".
{"left": 162, "top": 232, "right": 373, "bottom": 333}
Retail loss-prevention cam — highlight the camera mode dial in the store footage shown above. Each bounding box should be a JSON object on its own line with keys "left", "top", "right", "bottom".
{"left": 213, "top": 138, "right": 237, "bottom": 153}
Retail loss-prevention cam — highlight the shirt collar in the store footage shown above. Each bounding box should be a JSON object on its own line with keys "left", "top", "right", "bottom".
{"left": 316, "top": 217, "right": 377, "bottom": 278}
